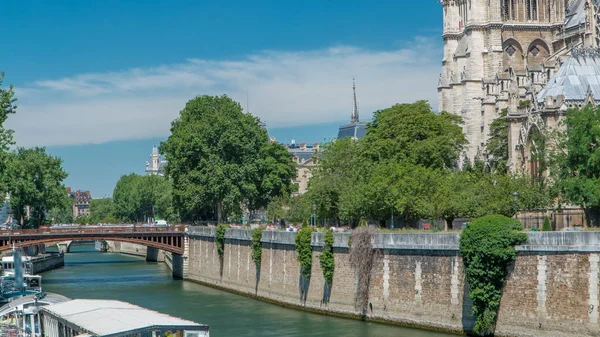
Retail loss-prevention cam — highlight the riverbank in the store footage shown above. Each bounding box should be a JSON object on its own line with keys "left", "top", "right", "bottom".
{"left": 180, "top": 227, "right": 600, "bottom": 337}
{"left": 43, "top": 246, "right": 451, "bottom": 337}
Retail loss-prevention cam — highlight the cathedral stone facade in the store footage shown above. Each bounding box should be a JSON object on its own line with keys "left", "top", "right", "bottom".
{"left": 439, "top": 0, "right": 600, "bottom": 172}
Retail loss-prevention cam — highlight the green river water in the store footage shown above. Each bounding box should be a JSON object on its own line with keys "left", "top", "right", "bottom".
{"left": 41, "top": 244, "right": 461, "bottom": 337}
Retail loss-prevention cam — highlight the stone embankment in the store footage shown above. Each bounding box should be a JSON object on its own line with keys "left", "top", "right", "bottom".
{"left": 178, "top": 227, "right": 600, "bottom": 337}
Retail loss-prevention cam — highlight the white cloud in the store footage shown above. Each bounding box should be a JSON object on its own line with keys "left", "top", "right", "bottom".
{"left": 8, "top": 38, "right": 441, "bottom": 147}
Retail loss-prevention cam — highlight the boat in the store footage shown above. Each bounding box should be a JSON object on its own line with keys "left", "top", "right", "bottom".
{"left": 0, "top": 248, "right": 43, "bottom": 304}
{"left": 0, "top": 292, "right": 69, "bottom": 337}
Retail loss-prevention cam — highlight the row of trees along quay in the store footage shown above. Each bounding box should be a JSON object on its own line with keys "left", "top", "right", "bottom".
{"left": 43, "top": 94, "right": 600, "bottom": 229}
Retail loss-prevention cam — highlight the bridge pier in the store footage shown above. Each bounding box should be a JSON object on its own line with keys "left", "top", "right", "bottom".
{"left": 171, "top": 253, "right": 184, "bottom": 279}
{"left": 145, "top": 247, "right": 165, "bottom": 262}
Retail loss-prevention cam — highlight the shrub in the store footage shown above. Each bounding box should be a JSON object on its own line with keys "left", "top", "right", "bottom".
{"left": 542, "top": 216, "right": 552, "bottom": 231}
{"left": 459, "top": 214, "right": 527, "bottom": 336}
{"left": 302, "top": 219, "right": 308, "bottom": 228}
{"left": 251, "top": 226, "right": 265, "bottom": 270}
{"left": 215, "top": 223, "right": 230, "bottom": 258}
{"left": 319, "top": 229, "right": 335, "bottom": 287}
{"left": 296, "top": 226, "right": 316, "bottom": 278}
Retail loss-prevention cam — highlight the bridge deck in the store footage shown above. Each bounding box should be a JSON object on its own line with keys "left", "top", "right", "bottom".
{"left": 0, "top": 226, "right": 186, "bottom": 254}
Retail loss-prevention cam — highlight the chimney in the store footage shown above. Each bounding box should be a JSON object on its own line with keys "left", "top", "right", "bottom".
{"left": 313, "top": 142, "right": 319, "bottom": 150}
{"left": 300, "top": 142, "right": 306, "bottom": 150}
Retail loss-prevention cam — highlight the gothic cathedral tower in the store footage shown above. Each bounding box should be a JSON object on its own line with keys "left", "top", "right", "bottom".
{"left": 438, "top": 0, "right": 573, "bottom": 163}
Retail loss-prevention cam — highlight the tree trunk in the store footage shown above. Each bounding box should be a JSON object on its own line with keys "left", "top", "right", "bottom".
{"left": 445, "top": 217, "right": 454, "bottom": 231}
{"left": 217, "top": 201, "right": 223, "bottom": 223}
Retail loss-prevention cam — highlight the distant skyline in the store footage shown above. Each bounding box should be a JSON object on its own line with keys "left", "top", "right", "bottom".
{"left": 3, "top": 0, "right": 441, "bottom": 197}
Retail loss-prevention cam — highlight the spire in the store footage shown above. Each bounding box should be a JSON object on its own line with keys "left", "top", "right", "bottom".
{"left": 351, "top": 78, "right": 359, "bottom": 123}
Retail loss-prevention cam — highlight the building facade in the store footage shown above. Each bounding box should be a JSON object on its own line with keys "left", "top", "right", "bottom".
{"left": 438, "top": 0, "right": 600, "bottom": 164}
{"left": 145, "top": 145, "right": 167, "bottom": 176}
{"left": 68, "top": 188, "right": 91, "bottom": 219}
{"left": 285, "top": 141, "right": 319, "bottom": 195}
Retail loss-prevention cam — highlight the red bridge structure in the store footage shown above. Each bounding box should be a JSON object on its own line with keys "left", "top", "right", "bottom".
{"left": 0, "top": 225, "right": 186, "bottom": 254}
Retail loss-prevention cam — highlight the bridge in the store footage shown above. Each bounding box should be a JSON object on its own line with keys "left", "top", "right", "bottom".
{"left": 0, "top": 225, "right": 186, "bottom": 254}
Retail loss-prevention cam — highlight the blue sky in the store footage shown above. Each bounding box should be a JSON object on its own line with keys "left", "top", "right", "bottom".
{"left": 3, "top": 0, "right": 442, "bottom": 197}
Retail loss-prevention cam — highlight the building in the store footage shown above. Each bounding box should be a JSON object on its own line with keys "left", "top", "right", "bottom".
{"left": 145, "top": 145, "right": 167, "bottom": 176}
{"left": 337, "top": 79, "right": 367, "bottom": 139}
{"left": 438, "top": 0, "right": 600, "bottom": 163}
{"left": 285, "top": 141, "right": 319, "bottom": 195}
{"left": 37, "top": 298, "right": 208, "bottom": 337}
{"left": 68, "top": 188, "right": 91, "bottom": 218}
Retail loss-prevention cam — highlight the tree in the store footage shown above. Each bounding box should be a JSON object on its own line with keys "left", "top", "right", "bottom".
{"left": 484, "top": 108, "right": 509, "bottom": 174}
{"left": 0, "top": 73, "right": 17, "bottom": 194}
{"left": 6, "top": 147, "right": 69, "bottom": 228}
{"left": 307, "top": 137, "right": 363, "bottom": 225}
{"left": 112, "top": 174, "right": 175, "bottom": 223}
{"left": 90, "top": 198, "right": 117, "bottom": 224}
{"left": 48, "top": 194, "right": 74, "bottom": 224}
{"left": 113, "top": 174, "right": 142, "bottom": 222}
{"left": 160, "top": 95, "right": 295, "bottom": 222}
{"left": 362, "top": 101, "right": 466, "bottom": 169}
{"left": 555, "top": 105, "right": 600, "bottom": 226}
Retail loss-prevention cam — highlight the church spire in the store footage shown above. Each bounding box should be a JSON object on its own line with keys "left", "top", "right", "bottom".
{"left": 351, "top": 78, "right": 359, "bottom": 123}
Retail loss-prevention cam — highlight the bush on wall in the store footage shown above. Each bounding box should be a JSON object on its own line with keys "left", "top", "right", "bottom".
{"left": 251, "top": 226, "right": 265, "bottom": 270}
{"left": 459, "top": 214, "right": 527, "bottom": 336}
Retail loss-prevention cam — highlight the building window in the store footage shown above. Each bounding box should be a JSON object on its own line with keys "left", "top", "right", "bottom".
{"left": 503, "top": 0, "right": 516, "bottom": 20}
{"left": 526, "top": 0, "right": 538, "bottom": 21}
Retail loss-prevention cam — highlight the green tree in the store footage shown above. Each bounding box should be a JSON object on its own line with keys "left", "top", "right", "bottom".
{"left": 542, "top": 216, "right": 552, "bottom": 231}
{"left": 555, "top": 106, "right": 600, "bottom": 226}
{"left": 286, "top": 194, "right": 311, "bottom": 223}
{"left": 484, "top": 108, "right": 509, "bottom": 173}
{"left": 160, "top": 95, "right": 295, "bottom": 222}
{"left": 90, "top": 198, "right": 117, "bottom": 224}
{"left": 112, "top": 174, "right": 175, "bottom": 223}
{"left": 307, "top": 137, "right": 363, "bottom": 224}
{"left": 0, "top": 73, "right": 17, "bottom": 196}
{"left": 6, "top": 147, "right": 69, "bottom": 228}
{"left": 48, "top": 194, "right": 74, "bottom": 224}
{"left": 113, "top": 173, "right": 142, "bottom": 222}
{"left": 362, "top": 101, "right": 466, "bottom": 169}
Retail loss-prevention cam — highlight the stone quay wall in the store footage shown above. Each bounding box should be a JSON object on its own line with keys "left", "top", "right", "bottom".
{"left": 185, "top": 227, "right": 600, "bottom": 337}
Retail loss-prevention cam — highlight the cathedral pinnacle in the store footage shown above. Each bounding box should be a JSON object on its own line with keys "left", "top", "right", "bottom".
{"left": 352, "top": 78, "right": 359, "bottom": 123}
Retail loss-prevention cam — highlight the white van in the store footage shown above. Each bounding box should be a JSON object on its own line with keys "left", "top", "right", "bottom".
{"left": 154, "top": 220, "right": 168, "bottom": 226}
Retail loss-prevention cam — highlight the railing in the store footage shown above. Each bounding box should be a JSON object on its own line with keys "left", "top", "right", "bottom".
{"left": 0, "top": 225, "right": 186, "bottom": 236}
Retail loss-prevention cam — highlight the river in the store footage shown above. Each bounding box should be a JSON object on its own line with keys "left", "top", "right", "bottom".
{"left": 42, "top": 243, "right": 460, "bottom": 337}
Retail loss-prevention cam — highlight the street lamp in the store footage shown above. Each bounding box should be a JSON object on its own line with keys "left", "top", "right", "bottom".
{"left": 312, "top": 202, "right": 317, "bottom": 227}
{"left": 512, "top": 192, "right": 520, "bottom": 219}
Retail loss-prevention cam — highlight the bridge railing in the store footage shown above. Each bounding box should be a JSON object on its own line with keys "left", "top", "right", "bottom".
{"left": 0, "top": 225, "right": 186, "bottom": 236}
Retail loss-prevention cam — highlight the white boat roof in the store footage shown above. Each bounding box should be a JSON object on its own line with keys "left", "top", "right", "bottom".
{"left": 0, "top": 293, "right": 69, "bottom": 317}
{"left": 2, "top": 256, "right": 32, "bottom": 262}
{"left": 41, "top": 299, "right": 207, "bottom": 335}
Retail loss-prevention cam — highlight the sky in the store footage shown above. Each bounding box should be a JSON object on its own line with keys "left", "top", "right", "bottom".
{"left": 2, "top": 0, "right": 442, "bottom": 197}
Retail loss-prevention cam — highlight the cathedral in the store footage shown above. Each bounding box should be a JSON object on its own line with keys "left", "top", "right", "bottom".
{"left": 439, "top": 0, "right": 600, "bottom": 173}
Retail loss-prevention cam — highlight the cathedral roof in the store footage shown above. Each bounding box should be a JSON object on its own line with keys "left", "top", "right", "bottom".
{"left": 564, "top": 0, "right": 600, "bottom": 31}
{"left": 537, "top": 49, "right": 600, "bottom": 103}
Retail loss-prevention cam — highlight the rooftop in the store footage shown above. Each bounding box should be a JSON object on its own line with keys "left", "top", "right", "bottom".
{"left": 42, "top": 299, "right": 208, "bottom": 336}
{"left": 537, "top": 49, "right": 600, "bottom": 103}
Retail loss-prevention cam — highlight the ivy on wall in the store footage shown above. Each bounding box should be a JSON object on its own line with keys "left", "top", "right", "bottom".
{"left": 251, "top": 226, "right": 264, "bottom": 270}
{"left": 459, "top": 214, "right": 527, "bottom": 336}
{"left": 296, "top": 227, "right": 316, "bottom": 278}
{"left": 215, "top": 223, "right": 230, "bottom": 259}
{"left": 319, "top": 229, "right": 335, "bottom": 286}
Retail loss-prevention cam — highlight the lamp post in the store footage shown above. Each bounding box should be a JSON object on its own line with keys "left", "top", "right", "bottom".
{"left": 312, "top": 202, "right": 317, "bottom": 227}
{"left": 512, "top": 192, "right": 520, "bottom": 220}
